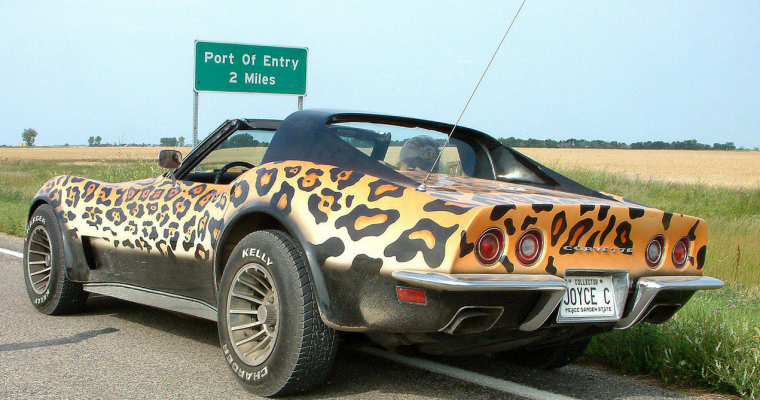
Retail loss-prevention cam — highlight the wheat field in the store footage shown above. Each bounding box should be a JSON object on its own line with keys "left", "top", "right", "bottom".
{"left": 1, "top": 146, "right": 758, "bottom": 188}
{"left": 518, "top": 148, "right": 760, "bottom": 188}
{"left": 0, "top": 146, "right": 194, "bottom": 162}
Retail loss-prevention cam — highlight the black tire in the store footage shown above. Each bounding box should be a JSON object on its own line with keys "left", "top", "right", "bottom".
{"left": 23, "top": 204, "right": 88, "bottom": 315}
{"left": 217, "top": 230, "right": 339, "bottom": 397}
{"left": 497, "top": 337, "right": 592, "bottom": 370}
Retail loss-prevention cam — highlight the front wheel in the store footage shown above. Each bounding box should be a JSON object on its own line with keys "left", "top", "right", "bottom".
{"left": 23, "top": 204, "right": 88, "bottom": 315}
{"left": 217, "top": 230, "right": 339, "bottom": 397}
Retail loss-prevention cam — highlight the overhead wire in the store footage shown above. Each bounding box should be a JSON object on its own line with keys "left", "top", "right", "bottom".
{"left": 419, "top": 0, "right": 527, "bottom": 191}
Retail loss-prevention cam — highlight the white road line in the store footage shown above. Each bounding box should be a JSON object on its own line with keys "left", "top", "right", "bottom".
{"left": 0, "top": 247, "right": 23, "bottom": 258}
{"left": 358, "top": 346, "right": 578, "bottom": 400}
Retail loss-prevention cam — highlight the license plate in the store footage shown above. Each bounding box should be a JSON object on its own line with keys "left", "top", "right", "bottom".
{"left": 559, "top": 276, "right": 616, "bottom": 320}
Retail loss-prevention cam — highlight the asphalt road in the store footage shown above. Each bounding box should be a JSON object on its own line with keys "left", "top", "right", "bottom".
{"left": 0, "top": 232, "right": 704, "bottom": 400}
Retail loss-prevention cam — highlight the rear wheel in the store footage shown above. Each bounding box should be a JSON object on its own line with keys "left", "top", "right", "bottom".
{"left": 217, "top": 230, "right": 339, "bottom": 397}
{"left": 23, "top": 204, "right": 88, "bottom": 315}
{"left": 497, "top": 337, "right": 592, "bottom": 370}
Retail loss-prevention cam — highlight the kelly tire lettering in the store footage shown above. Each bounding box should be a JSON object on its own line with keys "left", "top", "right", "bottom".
{"left": 217, "top": 230, "right": 339, "bottom": 397}
{"left": 23, "top": 204, "right": 88, "bottom": 315}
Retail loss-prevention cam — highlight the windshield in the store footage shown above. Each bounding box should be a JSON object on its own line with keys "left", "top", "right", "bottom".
{"left": 194, "top": 130, "right": 275, "bottom": 173}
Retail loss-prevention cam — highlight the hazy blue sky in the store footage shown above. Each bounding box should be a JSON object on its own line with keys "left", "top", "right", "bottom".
{"left": 1, "top": 1, "right": 758, "bottom": 148}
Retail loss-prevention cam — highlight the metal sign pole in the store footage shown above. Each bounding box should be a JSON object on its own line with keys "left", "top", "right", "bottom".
{"left": 193, "top": 91, "right": 199, "bottom": 147}
{"left": 298, "top": 96, "right": 303, "bottom": 111}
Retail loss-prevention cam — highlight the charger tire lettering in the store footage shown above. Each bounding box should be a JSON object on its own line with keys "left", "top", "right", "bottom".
{"left": 26, "top": 215, "right": 45, "bottom": 235}
{"left": 222, "top": 344, "right": 268, "bottom": 381}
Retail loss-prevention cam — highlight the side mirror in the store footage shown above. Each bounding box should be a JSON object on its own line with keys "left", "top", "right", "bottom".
{"left": 158, "top": 149, "right": 182, "bottom": 170}
{"left": 158, "top": 150, "right": 182, "bottom": 187}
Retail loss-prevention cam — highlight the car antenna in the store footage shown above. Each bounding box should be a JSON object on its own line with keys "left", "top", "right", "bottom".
{"left": 417, "top": 0, "right": 526, "bottom": 192}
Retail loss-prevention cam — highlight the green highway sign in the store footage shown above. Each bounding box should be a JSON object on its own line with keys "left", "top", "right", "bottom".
{"left": 194, "top": 41, "right": 308, "bottom": 95}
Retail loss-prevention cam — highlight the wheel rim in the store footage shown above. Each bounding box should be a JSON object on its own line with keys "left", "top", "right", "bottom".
{"left": 27, "top": 226, "right": 53, "bottom": 295}
{"left": 226, "top": 263, "right": 279, "bottom": 366}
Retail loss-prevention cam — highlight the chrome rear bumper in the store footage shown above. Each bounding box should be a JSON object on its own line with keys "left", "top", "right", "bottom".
{"left": 613, "top": 276, "right": 724, "bottom": 329}
{"left": 391, "top": 271, "right": 723, "bottom": 332}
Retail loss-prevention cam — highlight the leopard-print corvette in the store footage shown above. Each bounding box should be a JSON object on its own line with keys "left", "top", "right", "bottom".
{"left": 32, "top": 157, "right": 707, "bottom": 329}
{"left": 27, "top": 110, "right": 723, "bottom": 395}
{"left": 29, "top": 110, "right": 721, "bottom": 353}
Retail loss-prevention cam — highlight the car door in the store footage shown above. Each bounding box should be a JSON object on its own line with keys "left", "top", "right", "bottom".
{"left": 105, "top": 176, "right": 227, "bottom": 304}
{"left": 112, "top": 128, "right": 277, "bottom": 304}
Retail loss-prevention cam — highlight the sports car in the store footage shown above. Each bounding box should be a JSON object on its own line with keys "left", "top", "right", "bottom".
{"left": 23, "top": 109, "right": 723, "bottom": 396}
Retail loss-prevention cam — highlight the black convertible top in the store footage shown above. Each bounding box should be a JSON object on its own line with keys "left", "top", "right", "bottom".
{"left": 263, "top": 109, "right": 424, "bottom": 186}
{"left": 263, "top": 109, "right": 608, "bottom": 199}
{"left": 180, "top": 109, "right": 610, "bottom": 200}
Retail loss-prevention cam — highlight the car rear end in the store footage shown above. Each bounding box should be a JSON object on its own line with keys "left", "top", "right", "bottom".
{"left": 387, "top": 190, "right": 722, "bottom": 355}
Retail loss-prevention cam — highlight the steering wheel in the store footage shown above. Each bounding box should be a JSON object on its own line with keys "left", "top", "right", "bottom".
{"left": 214, "top": 161, "right": 256, "bottom": 184}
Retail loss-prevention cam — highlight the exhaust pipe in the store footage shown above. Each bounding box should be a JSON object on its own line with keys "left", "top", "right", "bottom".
{"left": 439, "top": 306, "right": 503, "bottom": 335}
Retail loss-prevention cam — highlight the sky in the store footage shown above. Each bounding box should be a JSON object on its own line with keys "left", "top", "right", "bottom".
{"left": 1, "top": 1, "right": 758, "bottom": 149}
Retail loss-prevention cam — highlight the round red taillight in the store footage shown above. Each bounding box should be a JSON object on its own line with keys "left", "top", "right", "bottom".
{"left": 475, "top": 228, "right": 505, "bottom": 265}
{"left": 672, "top": 237, "right": 690, "bottom": 268}
{"left": 516, "top": 229, "right": 543, "bottom": 266}
{"left": 646, "top": 235, "right": 665, "bottom": 268}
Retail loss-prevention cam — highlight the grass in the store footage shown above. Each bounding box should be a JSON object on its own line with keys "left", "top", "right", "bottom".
{"left": 0, "top": 153, "right": 758, "bottom": 397}
{"left": 557, "top": 167, "right": 760, "bottom": 398}
{"left": 586, "top": 287, "right": 760, "bottom": 398}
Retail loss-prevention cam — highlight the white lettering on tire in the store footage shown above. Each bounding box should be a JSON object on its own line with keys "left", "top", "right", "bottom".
{"left": 26, "top": 215, "right": 46, "bottom": 235}
{"left": 34, "top": 291, "right": 49, "bottom": 305}
{"left": 222, "top": 344, "right": 269, "bottom": 381}
{"left": 241, "top": 248, "right": 273, "bottom": 265}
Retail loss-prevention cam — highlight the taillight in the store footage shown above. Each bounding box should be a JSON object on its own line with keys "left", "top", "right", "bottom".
{"left": 516, "top": 229, "right": 543, "bottom": 266}
{"left": 672, "top": 237, "right": 690, "bottom": 268}
{"left": 475, "top": 228, "right": 505, "bottom": 265}
{"left": 646, "top": 235, "right": 665, "bottom": 268}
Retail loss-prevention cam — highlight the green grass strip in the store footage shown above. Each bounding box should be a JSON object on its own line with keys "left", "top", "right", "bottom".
{"left": 587, "top": 286, "right": 760, "bottom": 398}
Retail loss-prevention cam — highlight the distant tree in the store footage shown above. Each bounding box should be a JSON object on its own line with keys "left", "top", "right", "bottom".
{"left": 228, "top": 133, "right": 255, "bottom": 148}
{"left": 88, "top": 136, "right": 95, "bottom": 146}
{"left": 95, "top": 136, "right": 102, "bottom": 146}
{"left": 484, "top": 136, "right": 736, "bottom": 151}
{"left": 160, "top": 137, "right": 178, "bottom": 147}
{"left": 22, "top": 128, "right": 38, "bottom": 146}
{"left": 178, "top": 136, "right": 186, "bottom": 147}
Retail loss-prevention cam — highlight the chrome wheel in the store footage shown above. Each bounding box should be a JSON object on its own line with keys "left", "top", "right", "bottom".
{"left": 218, "top": 230, "right": 339, "bottom": 396}
{"left": 27, "top": 226, "right": 52, "bottom": 294}
{"left": 226, "top": 263, "right": 278, "bottom": 366}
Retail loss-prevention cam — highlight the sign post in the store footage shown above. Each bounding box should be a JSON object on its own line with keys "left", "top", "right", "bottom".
{"left": 192, "top": 41, "right": 308, "bottom": 146}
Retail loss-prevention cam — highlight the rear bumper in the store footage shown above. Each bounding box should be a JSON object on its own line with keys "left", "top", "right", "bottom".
{"left": 391, "top": 271, "right": 723, "bottom": 332}
{"left": 614, "top": 275, "right": 724, "bottom": 329}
